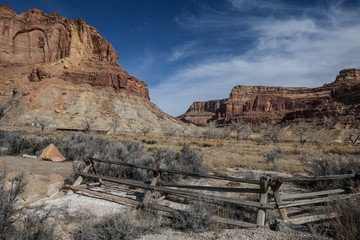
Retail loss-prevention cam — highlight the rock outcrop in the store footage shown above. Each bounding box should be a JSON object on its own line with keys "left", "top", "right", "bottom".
{"left": 0, "top": 5, "right": 182, "bottom": 132}
{"left": 0, "top": 4, "right": 149, "bottom": 99}
{"left": 179, "top": 68, "right": 360, "bottom": 128}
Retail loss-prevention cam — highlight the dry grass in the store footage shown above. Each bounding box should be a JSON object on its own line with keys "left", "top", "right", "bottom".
{"left": 111, "top": 130, "right": 359, "bottom": 177}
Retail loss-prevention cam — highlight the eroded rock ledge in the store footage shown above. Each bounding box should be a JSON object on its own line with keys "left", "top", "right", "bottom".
{"left": 179, "top": 68, "right": 360, "bottom": 128}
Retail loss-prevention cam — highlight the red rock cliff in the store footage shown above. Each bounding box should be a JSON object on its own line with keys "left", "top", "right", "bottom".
{"left": 0, "top": 5, "right": 149, "bottom": 99}
{"left": 180, "top": 68, "right": 360, "bottom": 127}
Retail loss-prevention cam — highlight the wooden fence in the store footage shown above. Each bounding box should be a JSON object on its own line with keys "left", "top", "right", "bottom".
{"left": 66, "top": 157, "right": 360, "bottom": 229}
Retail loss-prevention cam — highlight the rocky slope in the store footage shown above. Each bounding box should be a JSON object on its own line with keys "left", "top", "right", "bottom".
{"left": 179, "top": 68, "right": 360, "bottom": 128}
{"left": 0, "top": 5, "right": 182, "bottom": 132}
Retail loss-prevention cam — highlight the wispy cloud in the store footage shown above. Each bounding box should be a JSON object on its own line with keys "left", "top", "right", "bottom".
{"left": 150, "top": 0, "right": 360, "bottom": 116}
{"left": 168, "top": 41, "right": 200, "bottom": 62}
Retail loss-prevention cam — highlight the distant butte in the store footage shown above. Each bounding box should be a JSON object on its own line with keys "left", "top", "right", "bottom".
{"left": 179, "top": 68, "right": 360, "bottom": 128}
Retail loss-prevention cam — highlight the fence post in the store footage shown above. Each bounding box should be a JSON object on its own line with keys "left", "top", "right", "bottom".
{"left": 143, "top": 168, "right": 162, "bottom": 204}
{"left": 67, "top": 158, "right": 94, "bottom": 195}
{"left": 271, "top": 177, "right": 289, "bottom": 221}
{"left": 256, "top": 176, "right": 269, "bottom": 226}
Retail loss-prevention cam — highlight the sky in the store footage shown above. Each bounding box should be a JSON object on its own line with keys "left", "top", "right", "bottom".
{"left": 2, "top": 0, "right": 360, "bottom": 116}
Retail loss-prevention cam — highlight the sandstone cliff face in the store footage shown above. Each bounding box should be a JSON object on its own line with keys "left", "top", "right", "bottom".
{"left": 179, "top": 99, "right": 227, "bottom": 126}
{"left": 0, "top": 5, "right": 117, "bottom": 64}
{"left": 0, "top": 5, "right": 183, "bottom": 132}
{"left": 0, "top": 5, "right": 149, "bottom": 99}
{"left": 180, "top": 68, "right": 360, "bottom": 128}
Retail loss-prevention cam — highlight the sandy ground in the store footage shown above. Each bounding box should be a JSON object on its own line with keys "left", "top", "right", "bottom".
{"left": 0, "top": 155, "right": 73, "bottom": 178}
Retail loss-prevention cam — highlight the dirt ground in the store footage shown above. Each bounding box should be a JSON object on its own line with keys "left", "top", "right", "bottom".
{"left": 0, "top": 155, "right": 73, "bottom": 178}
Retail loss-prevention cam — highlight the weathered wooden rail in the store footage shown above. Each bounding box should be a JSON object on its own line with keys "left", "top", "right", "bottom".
{"left": 66, "top": 157, "right": 360, "bottom": 229}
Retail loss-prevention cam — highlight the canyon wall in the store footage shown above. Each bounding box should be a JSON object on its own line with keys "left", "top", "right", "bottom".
{"left": 180, "top": 68, "right": 360, "bottom": 128}
{"left": 0, "top": 5, "right": 149, "bottom": 99}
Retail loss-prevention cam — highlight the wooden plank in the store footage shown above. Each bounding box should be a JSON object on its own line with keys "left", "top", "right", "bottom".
{"left": 76, "top": 172, "right": 275, "bottom": 209}
{"left": 273, "top": 192, "right": 289, "bottom": 221}
{"left": 67, "top": 184, "right": 261, "bottom": 228}
{"left": 66, "top": 184, "right": 176, "bottom": 214}
{"left": 89, "top": 157, "right": 259, "bottom": 185}
{"left": 283, "top": 174, "right": 355, "bottom": 182}
{"left": 77, "top": 182, "right": 102, "bottom": 188}
{"left": 279, "top": 193, "right": 359, "bottom": 209}
{"left": 289, "top": 212, "right": 340, "bottom": 225}
{"left": 281, "top": 189, "right": 345, "bottom": 201}
{"left": 143, "top": 175, "right": 160, "bottom": 204}
{"left": 256, "top": 176, "right": 269, "bottom": 226}
{"left": 210, "top": 216, "right": 259, "bottom": 228}
{"left": 162, "top": 184, "right": 260, "bottom": 193}
{"left": 72, "top": 165, "right": 91, "bottom": 186}
{"left": 66, "top": 184, "right": 140, "bottom": 207}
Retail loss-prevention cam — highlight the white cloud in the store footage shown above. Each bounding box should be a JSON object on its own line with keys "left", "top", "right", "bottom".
{"left": 150, "top": 1, "right": 360, "bottom": 117}
{"left": 168, "top": 41, "right": 200, "bottom": 62}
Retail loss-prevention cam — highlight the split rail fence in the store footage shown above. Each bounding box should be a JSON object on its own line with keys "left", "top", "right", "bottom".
{"left": 66, "top": 157, "right": 360, "bottom": 229}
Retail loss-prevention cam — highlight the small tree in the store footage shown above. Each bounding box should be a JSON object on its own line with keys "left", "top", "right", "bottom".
{"left": 163, "top": 125, "right": 178, "bottom": 139}
{"left": 230, "top": 119, "right": 252, "bottom": 142}
{"left": 83, "top": 117, "right": 94, "bottom": 133}
{"left": 218, "top": 127, "right": 231, "bottom": 140}
{"left": 260, "top": 123, "right": 282, "bottom": 145}
{"left": 180, "top": 125, "right": 191, "bottom": 139}
{"left": 202, "top": 121, "right": 219, "bottom": 141}
{"left": 294, "top": 122, "right": 310, "bottom": 145}
{"left": 109, "top": 116, "right": 121, "bottom": 135}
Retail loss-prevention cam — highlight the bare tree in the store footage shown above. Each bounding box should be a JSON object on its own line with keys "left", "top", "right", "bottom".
{"left": 294, "top": 122, "right": 311, "bottom": 145}
{"left": 109, "top": 116, "right": 121, "bottom": 135}
{"left": 202, "top": 121, "right": 219, "bottom": 141}
{"left": 260, "top": 123, "right": 282, "bottom": 145}
{"left": 180, "top": 125, "right": 190, "bottom": 139}
{"left": 218, "top": 127, "right": 231, "bottom": 140}
{"left": 83, "top": 117, "right": 94, "bottom": 133}
{"left": 163, "top": 126, "right": 178, "bottom": 139}
{"left": 230, "top": 119, "right": 252, "bottom": 142}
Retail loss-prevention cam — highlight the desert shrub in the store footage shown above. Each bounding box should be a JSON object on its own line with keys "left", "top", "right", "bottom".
{"left": 0, "top": 173, "right": 53, "bottom": 240}
{"left": 264, "top": 148, "right": 282, "bottom": 170}
{"left": 152, "top": 143, "right": 207, "bottom": 183}
{"left": 171, "top": 200, "right": 215, "bottom": 232}
{"left": 172, "top": 201, "right": 257, "bottom": 232}
{"left": 94, "top": 141, "right": 154, "bottom": 180}
{"left": 12, "top": 207, "right": 54, "bottom": 240}
{"left": 303, "top": 156, "right": 360, "bottom": 190}
{"left": 0, "top": 173, "right": 26, "bottom": 239}
{"left": 74, "top": 208, "right": 160, "bottom": 240}
{"left": 264, "top": 148, "right": 282, "bottom": 163}
{"left": 330, "top": 197, "right": 360, "bottom": 240}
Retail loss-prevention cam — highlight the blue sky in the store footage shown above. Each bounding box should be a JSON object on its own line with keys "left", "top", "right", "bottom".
{"left": 3, "top": 0, "right": 360, "bottom": 116}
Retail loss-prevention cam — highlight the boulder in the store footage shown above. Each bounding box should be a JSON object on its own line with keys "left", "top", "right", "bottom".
{"left": 40, "top": 143, "right": 66, "bottom": 162}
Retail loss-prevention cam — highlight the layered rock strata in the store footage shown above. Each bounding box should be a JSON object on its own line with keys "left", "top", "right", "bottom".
{"left": 0, "top": 5, "right": 182, "bottom": 131}
{"left": 179, "top": 68, "right": 360, "bottom": 128}
{"left": 0, "top": 5, "right": 149, "bottom": 99}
